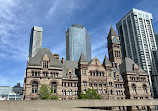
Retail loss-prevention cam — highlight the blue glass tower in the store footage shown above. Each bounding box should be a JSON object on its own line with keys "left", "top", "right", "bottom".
{"left": 66, "top": 24, "right": 91, "bottom": 62}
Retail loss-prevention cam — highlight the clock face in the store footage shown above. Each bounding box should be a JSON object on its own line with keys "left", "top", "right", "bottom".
{"left": 113, "top": 37, "right": 118, "bottom": 43}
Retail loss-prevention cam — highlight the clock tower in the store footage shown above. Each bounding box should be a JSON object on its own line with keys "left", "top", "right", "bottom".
{"left": 107, "top": 26, "right": 122, "bottom": 67}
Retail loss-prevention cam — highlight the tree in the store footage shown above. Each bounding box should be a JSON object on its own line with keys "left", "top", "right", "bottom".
{"left": 78, "top": 88, "right": 101, "bottom": 99}
{"left": 38, "top": 84, "right": 58, "bottom": 100}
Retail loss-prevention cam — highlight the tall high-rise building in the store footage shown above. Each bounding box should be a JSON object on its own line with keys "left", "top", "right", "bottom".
{"left": 66, "top": 24, "right": 91, "bottom": 62}
{"left": 116, "top": 8, "right": 158, "bottom": 97}
{"left": 155, "top": 33, "right": 158, "bottom": 47}
{"left": 29, "top": 26, "right": 43, "bottom": 57}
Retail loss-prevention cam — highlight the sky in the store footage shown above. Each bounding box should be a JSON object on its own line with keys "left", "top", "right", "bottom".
{"left": 0, "top": 0, "right": 158, "bottom": 87}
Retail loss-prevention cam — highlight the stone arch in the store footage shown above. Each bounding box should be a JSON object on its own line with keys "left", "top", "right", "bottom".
{"left": 49, "top": 80, "right": 59, "bottom": 86}
{"left": 30, "top": 79, "right": 40, "bottom": 85}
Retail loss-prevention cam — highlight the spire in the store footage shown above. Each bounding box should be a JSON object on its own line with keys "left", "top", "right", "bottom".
{"left": 103, "top": 55, "right": 112, "bottom": 66}
{"left": 107, "top": 26, "right": 118, "bottom": 37}
{"left": 79, "top": 52, "right": 87, "bottom": 62}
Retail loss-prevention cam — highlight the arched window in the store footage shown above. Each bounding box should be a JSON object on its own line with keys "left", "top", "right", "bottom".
{"left": 32, "top": 81, "right": 38, "bottom": 93}
{"left": 51, "top": 82, "right": 57, "bottom": 93}
{"left": 110, "top": 90, "right": 113, "bottom": 94}
{"left": 84, "top": 89, "right": 86, "bottom": 94}
{"left": 62, "top": 90, "right": 66, "bottom": 95}
{"left": 132, "top": 84, "right": 137, "bottom": 93}
{"left": 143, "top": 84, "right": 147, "bottom": 93}
{"left": 69, "top": 72, "right": 71, "bottom": 79}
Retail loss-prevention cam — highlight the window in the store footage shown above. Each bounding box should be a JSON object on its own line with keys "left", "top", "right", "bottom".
{"left": 82, "top": 69, "right": 86, "bottom": 75}
{"left": 68, "top": 90, "right": 72, "bottom": 95}
{"left": 35, "top": 72, "right": 37, "bottom": 77}
{"left": 93, "top": 72, "right": 95, "bottom": 76}
{"left": 74, "top": 90, "right": 77, "bottom": 95}
{"left": 89, "top": 83, "right": 92, "bottom": 87}
{"left": 113, "top": 72, "right": 116, "bottom": 79}
{"left": 99, "top": 84, "right": 102, "bottom": 87}
{"left": 83, "top": 81, "right": 87, "bottom": 86}
{"left": 94, "top": 84, "right": 97, "bottom": 87}
{"left": 90, "top": 71, "right": 92, "bottom": 76}
{"left": 143, "top": 84, "right": 147, "bottom": 93}
{"left": 38, "top": 72, "right": 40, "bottom": 76}
{"left": 43, "top": 61, "right": 48, "bottom": 68}
{"left": 132, "top": 84, "right": 137, "bottom": 93}
{"left": 32, "top": 71, "right": 34, "bottom": 76}
{"left": 62, "top": 90, "right": 66, "bottom": 95}
{"left": 99, "top": 72, "right": 102, "bottom": 76}
{"left": 56, "top": 72, "right": 58, "bottom": 77}
{"left": 109, "top": 82, "right": 112, "bottom": 86}
{"left": 68, "top": 90, "right": 70, "bottom": 95}
{"left": 70, "top": 90, "right": 72, "bottom": 95}
{"left": 96, "top": 71, "right": 98, "bottom": 76}
{"left": 102, "top": 72, "right": 104, "bottom": 76}
{"left": 110, "top": 90, "right": 113, "bottom": 94}
{"left": 69, "top": 72, "right": 71, "bottom": 79}
{"left": 51, "top": 82, "right": 57, "bottom": 93}
{"left": 74, "top": 83, "right": 77, "bottom": 87}
{"left": 43, "top": 72, "right": 48, "bottom": 77}
{"left": 32, "top": 81, "right": 38, "bottom": 93}
{"left": 84, "top": 89, "right": 86, "bottom": 94}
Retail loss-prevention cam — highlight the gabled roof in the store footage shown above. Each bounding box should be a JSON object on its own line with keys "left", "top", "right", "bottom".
{"left": 103, "top": 55, "right": 112, "bottom": 66}
{"left": 28, "top": 48, "right": 62, "bottom": 67}
{"left": 59, "top": 60, "right": 78, "bottom": 78}
{"left": 78, "top": 52, "right": 87, "bottom": 62}
{"left": 119, "top": 57, "right": 146, "bottom": 74}
{"left": 108, "top": 26, "right": 118, "bottom": 37}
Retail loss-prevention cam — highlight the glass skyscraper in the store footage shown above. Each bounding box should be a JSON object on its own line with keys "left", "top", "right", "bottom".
{"left": 66, "top": 24, "right": 91, "bottom": 62}
{"left": 29, "top": 26, "right": 43, "bottom": 57}
{"left": 116, "top": 9, "right": 158, "bottom": 97}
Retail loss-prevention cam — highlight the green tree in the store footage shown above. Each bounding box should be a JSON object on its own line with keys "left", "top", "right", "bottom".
{"left": 78, "top": 88, "right": 101, "bottom": 99}
{"left": 38, "top": 84, "right": 58, "bottom": 100}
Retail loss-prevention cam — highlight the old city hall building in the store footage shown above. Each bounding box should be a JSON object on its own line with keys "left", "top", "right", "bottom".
{"left": 23, "top": 27, "right": 152, "bottom": 110}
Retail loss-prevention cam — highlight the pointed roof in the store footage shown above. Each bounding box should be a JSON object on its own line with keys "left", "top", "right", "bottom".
{"left": 28, "top": 48, "right": 62, "bottom": 67}
{"left": 103, "top": 55, "right": 112, "bottom": 66}
{"left": 108, "top": 26, "right": 118, "bottom": 37}
{"left": 120, "top": 57, "right": 146, "bottom": 74}
{"left": 78, "top": 52, "right": 87, "bottom": 62}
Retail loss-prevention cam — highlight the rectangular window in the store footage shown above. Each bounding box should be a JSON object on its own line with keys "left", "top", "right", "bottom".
{"left": 82, "top": 69, "right": 86, "bottom": 75}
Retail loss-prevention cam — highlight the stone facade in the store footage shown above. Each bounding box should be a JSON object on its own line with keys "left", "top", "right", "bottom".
{"left": 23, "top": 27, "right": 152, "bottom": 111}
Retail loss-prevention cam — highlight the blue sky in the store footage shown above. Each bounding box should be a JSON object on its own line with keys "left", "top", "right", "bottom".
{"left": 0, "top": 0, "right": 158, "bottom": 86}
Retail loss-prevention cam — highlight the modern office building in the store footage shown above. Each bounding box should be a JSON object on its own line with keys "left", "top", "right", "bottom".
{"left": 29, "top": 26, "right": 43, "bottom": 57}
{"left": 66, "top": 24, "right": 91, "bottom": 62}
{"left": 116, "top": 8, "right": 158, "bottom": 97}
{"left": 155, "top": 33, "right": 158, "bottom": 47}
{"left": 0, "top": 83, "right": 23, "bottom": 100}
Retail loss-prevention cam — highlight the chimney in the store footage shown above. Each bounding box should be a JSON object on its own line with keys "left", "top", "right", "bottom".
{"left": 54, "top": 54, "right": 59, "bottom": 60}
{"left": 62, "top": 57, "right": 64, "bottom": 64}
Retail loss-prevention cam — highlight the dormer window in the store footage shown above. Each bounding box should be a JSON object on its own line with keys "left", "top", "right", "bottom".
{"left": 43, "top": 61, "right": 48, "bottom": 68}
{"left": 69, "top": 72, "right": 72, "bottom": 79}
{"left": 42, "top": 54, "right": 49, "bottom": 69}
